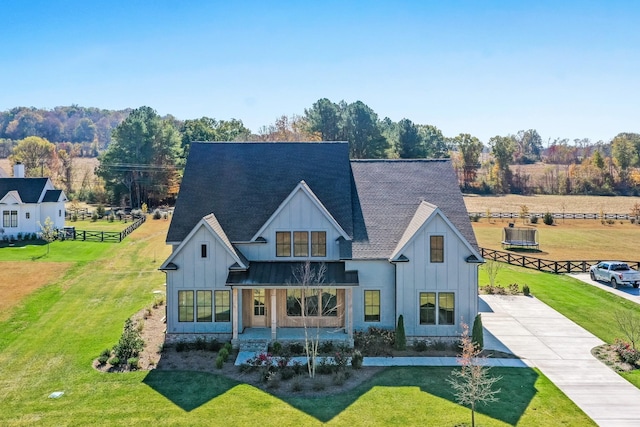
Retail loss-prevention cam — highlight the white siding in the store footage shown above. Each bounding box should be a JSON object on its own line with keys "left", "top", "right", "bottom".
{"left": 395, "top": 214, "right": 479, "bottom": 337}
{"left": 236, "top": 188, "right": 344, "bottom": 261}
{"left": 346, "top": 260, "right": 396, "bottom": 330}
{"left": 165, "top": 224, "right": 236, "bottom": 334}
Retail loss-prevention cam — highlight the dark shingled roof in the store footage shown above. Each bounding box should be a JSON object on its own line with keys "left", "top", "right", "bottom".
{"left": 42, "top": 189, "right": 63, "bottom": 202}
{"left": 0, "top": 178, "right": 49, "bottom": 203}
{"left": 167, "top": 142, "right": 354, "bottom": 243}
{"left": 167, "top": 143, "right": 478, "bottom": 261}
{"left": 350, "top": 159, "right": 478, "bottom": 259}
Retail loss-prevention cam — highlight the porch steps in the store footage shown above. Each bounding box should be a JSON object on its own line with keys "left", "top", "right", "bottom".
{"left": 238, "top": 340, "right": 269, "bottom": 354}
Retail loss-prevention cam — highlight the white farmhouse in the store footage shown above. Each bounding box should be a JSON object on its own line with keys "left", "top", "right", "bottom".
{"left": 161, "top": 142, "right": 482, "bottom": 346}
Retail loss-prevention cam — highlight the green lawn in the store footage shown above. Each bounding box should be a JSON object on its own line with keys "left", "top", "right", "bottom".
{"left": 481, "top": 264, "right": 640, "bottom": 387}
{"left": 66, "top": 218, "right": 138, "bottom": 232}
{"left": 0, "top": 220, "right": 595, "bottom": 426}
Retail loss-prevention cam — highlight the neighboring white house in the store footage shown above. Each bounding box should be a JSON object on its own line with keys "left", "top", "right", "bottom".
{"left": 0, "top": 163, "right": 67, "bottom": 240}
{"left": 160, "top": 142, "right": 483, "bottom": 345}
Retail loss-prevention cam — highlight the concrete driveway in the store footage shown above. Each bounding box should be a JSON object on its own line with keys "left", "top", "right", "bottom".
{"left": 481, "top": 294, "right": 640, "bottom": 427}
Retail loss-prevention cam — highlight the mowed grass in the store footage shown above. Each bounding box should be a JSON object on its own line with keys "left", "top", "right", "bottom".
{"left": 0, "top": 218, "right": 594, "bottom": 426}
{"left": 480, "top": 263, "right": 640, "bottom": 387}
{"left": 473, "top": 219, "right": 640, "bottom": 260}
{"left": 65, "top": 218, "right": 136, "bottom": 232}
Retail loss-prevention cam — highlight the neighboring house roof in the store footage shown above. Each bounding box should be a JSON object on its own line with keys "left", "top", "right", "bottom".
{"left": 42, "top": 189, "right": 64, "bottom": 202}
{"left": 0, "top": 178, "right": 51, "bottom": 203}
{"left": 350, "top": 159, "right": 478, "bottom": 259}
{"left": 167, "top": 142, "right": 478, "bottom": 260}
{"left": 167, "top": 142, "right": 354, "bottom": 244}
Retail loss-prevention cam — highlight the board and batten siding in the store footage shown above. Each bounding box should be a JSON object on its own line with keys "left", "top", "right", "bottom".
{"left": 235, "top": 188, "right": 344, "bottom": 261}
{"left": 395, "top": 214, "right": 479, "bottom": 337}
{"left": 346, "top": 260, "right": 396, "bottom": 330}
{"left": 165, "top": 224, "right": 236, "bottom": 334}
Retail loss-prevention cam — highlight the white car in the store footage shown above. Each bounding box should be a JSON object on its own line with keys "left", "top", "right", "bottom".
{"left": 589, "top": 261, "right": 640, "bottom": 289}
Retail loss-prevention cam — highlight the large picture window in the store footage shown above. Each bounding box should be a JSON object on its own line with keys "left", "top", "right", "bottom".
{"left": 311, "top": 231, "right": 327, "bottom": 257}
{"left": 214, "top": 290, "right": 230, "bottom": 322}
{"left": 286, "top": 289, "right": 302, "bottom": 316}
{"left": 322, "top": 289, "right": 337, "bottom": 316}
{"left": 178, "top": 290, "right": 194, "bottom": 322}
{"left": 293, "top": 231, "right": 309, "bottom": 257}
{"left": 286, "top": 288, "right": 337, "bottom": 317}
{"left": 196, "top": 290, "right": 212, "bottom": 322}
{"left": 364, "top": 290, "right": 380, "bottom": 322}
{"left": 419, "top": 292, "right": 455, "bottom": 325}
{"left": 430, "top": 235, "right": 444, "bottom": 263}
{"left": 276, "top": 232, "right": 291, "bottom": 257}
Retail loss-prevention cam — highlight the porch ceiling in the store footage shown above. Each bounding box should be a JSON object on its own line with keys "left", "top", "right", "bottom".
{"left": 226, "top": 261, "right": 359, "bottom": 288}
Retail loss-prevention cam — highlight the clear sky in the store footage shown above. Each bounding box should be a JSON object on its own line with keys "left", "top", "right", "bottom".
{"left": 1, "top": 0, "right": 638, "bottom": 143}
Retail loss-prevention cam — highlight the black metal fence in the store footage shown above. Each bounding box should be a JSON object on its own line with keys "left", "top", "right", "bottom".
{"left": 60, "top": 216, "right": 146, "bottom": 243}
{"left": 479, "top": 247, "right": 640, "bottom": 274}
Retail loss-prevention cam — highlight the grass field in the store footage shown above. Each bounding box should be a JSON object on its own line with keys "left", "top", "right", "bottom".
{"left": 464, "top": 194, "right": 640, "bottom": 214}
{"left": 0, "top": 218, "right": 594, "bottom": 426}
{"left": 65, "top": 218, "right": 138, "bottom": 232}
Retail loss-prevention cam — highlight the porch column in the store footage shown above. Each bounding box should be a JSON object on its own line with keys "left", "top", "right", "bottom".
{"left": 270, "top": 289, "right": 277, "bottom": 340}
{"left": 232, "top": 288, "right": 238, "bottom": 342}
{"left": 347, "top": 288, "right": 353, "bottom": 341}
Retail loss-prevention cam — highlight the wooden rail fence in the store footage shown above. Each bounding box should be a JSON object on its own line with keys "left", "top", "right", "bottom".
{"left": 479, "top": 247, "right": 640, "bottom": 274}
{"left": 469, "top": 212, "right": 637, "bottom": 220}
{"left": 59, "top": 216, "right": 146, "bottom": 243}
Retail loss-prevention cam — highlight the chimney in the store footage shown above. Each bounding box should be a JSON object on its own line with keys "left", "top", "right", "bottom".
{"left": 13, "top": 162, "right": 25, "bottom": 178}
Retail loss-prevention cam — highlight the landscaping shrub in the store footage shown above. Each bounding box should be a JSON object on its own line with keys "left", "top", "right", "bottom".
{"left": 279, "top": 366, "right": 295, "bottom": 380}
{"left": 194, "top": 336, "right": 207, "bottom": 351}
{"left": 109, "top": 356, "right": 120, "bottom": 366}
{"left": 271, "top": 341, "right": 282, "bottom": 355}
{"left": 291, "top": 377, "right": 304, "bottom": 392}
{"left": 312, "top": 379, "right": 326, "bottom": 391}
{"left": 224, "top": 342, "right": 232, "bottom": 353}
{"left": 215, "top": 355, "right": 225, "bottom": 369}
{"left": 395, "top": 315, "right": 406, "bottom": 351}
{"left": 508, "top": 283, "right": 519, "bottom": 294}
{"left": 153, "top": 209, "right": 162, "bottom": 220}
{"left": 97, "top": 355, "right": 109, "bottom": 365}
{"left": 523, "top": 284, "right": 530, "bottom": 296}
{"left": 333, "top": 371, "right": 348, "bottom": 386}
{"left": 288, "top": 342, "right": 304, "bottom": 355}
{"left": 413, "top": 340, "right": 428, "bottom": 352}
{"left": 113, "top": 319, "right": 144, "bottom": 361}
{"left": 351, "top": 350, "right": 363, "bottom": 369}
{"left": 319, "top": 341, "right": 334, "bottom": 353}
{"left": 472, "top": 314, "right": 483, "bottom": 350}
{"left": 100, "top": 348, "right": 111, "bottom": 358}
{"left": 218, "top": 347, "right": 229, "bottom": 362}
{"left": 469, "top": 214, "right": 481, "bottom": 222}
{"left": 175, "top": 341, "right": 188, "bottom": 352}
{"left": 614, "top": 339, "right": 640, "bottom": 365}
{"left": 543, "top": 211, "right": 554, "bottom": 225}
{"left": 127, "top": 357, "right": 139, "bottom": 369}
{"left": 291, "top": 360, "right": 305, "bottom": 375}
{"left": 530, "top": 215, "right": 539, "bottom": 224}
{"left": 316, "top": 358, "right": 336, "bottom": 375}
{"left": 354, "top": 327, "right": 395, "bottom": 356}
{"left": 207, "top": 338, "right": 222, "bottom": 352}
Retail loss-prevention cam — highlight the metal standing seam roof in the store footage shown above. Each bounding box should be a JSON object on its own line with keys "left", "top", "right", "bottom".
{"left": 226, "top": 262, "right": 359, "bottom": 287}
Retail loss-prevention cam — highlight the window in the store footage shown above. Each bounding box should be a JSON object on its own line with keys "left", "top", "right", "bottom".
{"left": 253, "top": 289, "right": 266, "bottom": 316}
{"left": 438, "top": 293, "right": 455, "bottom": 325}
{"left": 196, "top": 290, "right": 212, "bottom": 322}
{"left": 430, "top": 235, "right": 444, "bottom": 263}
{"left": 276, "top": 232, "right": 291, "bottom": 257}
{"left": 178, "top": 291, "right": 194, "bottom": 322}
{"left": 364, "top": 290, "right": 380, "bottom": 322}
{"left": 3, "top": 211, "right": 18, "bottom": 228}
{"left": 58, "top": 209, "right": 62, "bottom": 217}
{"left": 305, "top": 288, "right": 319, "bottom": 316}
{"left": 201, "top": 243, "right": 208, "bottom": 258}
{"left": 311, "top": 231, "right": 326, "bottom": 257}
{"left": 25, "top": 212, "right": 30, "bottom": 219}
{"left": 214, "top": 290, "right": 230, "bottom": 322}
{"left": 419, "top": 292, "right": 436, "bottom": 325}
{"left": 419, "top": 292, "right": 455, "bottom": 325}
{"left": 293, "top": 231, "right": 309, "bottom": 257}
{"left": 322, "top": 289, "right": 337, "bottom": 316}
{"left": 286, "top": 289, "right": 302, "bottom": 316}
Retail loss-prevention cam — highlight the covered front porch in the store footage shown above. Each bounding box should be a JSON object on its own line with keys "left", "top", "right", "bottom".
{"left": 227, "top": 262, "right": 359, "bottom": 346}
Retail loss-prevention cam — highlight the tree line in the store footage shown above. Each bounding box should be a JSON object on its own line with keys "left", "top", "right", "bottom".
{"left": 2, "top": 100, "right": 639, "bottom": 208}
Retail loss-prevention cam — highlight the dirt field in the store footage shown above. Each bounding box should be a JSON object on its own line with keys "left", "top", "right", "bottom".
{"left": 464, "top": 194, "right": 640, "bottom": 214}
{"left": 0, "top": 261, "right": 72, "bottom": 321}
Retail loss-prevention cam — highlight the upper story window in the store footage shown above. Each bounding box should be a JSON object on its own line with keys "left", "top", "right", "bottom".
{"left": 200, "top": 243, "right": 208, "bottom": 258}
{"left": 430, "top": 235, "right": 444, "bottom": 263}
{"left": 276, "top": 230, "right": 327, "bottom": 258}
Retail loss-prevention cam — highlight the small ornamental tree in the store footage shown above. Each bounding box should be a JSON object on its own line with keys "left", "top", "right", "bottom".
{"left": 471, "top": 314, "right": 483, "bottom": 350}
{"left": 38, "top": 216, "right": 56, "bottom": 255}
{"left": 448, "top": 322, "right": 501, "bottom": 427}
{"left": 395, "top": 315, "right": 406, "bottom": 351}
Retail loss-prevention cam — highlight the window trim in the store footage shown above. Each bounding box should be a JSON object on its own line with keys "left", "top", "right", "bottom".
{"left": 419, "top": 291, "right": 455, "bottom": 326}
{"left": 430, "top": 235, "right": 444, "bottom": 263}
{"left": 364, "top": 289, "right": 381, "bottom": 322}
{"left": 214, "top": 290, "right": 231, "bottom": 322}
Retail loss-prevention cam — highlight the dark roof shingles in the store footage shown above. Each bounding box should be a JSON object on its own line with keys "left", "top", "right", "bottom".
{"left": 0, "top": 178, "right": 48, "bottom": 203}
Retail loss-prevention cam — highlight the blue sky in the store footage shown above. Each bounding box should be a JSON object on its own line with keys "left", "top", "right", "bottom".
{"left": 2, "top": 1, "right": 638, "bottom": 143}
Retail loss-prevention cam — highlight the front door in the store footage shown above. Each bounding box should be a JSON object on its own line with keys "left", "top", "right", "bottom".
{"left": 252, "top": 289, "right": 268, "bottom": 327}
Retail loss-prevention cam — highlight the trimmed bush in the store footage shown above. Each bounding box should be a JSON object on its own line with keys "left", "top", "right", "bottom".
{"left": 175, "top": 341, "right": 188, "bottom": 352}
{"left": 127, "top": 357, "right": 139, "bottom": 369}
{"left": 224, "top": 342, "right": 232, "bottom": 353}
{"left": 351, "top": 350, "right": 363, "bottom": 369}
{"left": 523, "top": 284, "right": 531, "bottom": 296}
{"left": 471, "top": 314, "right": 483, "bottom": 350}
{"left": 218, "top": 347, "right": 229, "bottom": 362}
{"left": 215, "top": 355, "right": 224, "bottom": 369}
{"left": 413, "top": 340, "right": 428, "bottom": 352}
{"left": 97, "top": 355, "right": 109, "bottom": 365}
{"left": 543, "top": 211, "right": 554, "bottom": 225}
{"left": 109, "top": 356, "right": 120, "bottom": 366}
{"left": 113, "top": 319, "right": 144, "bottom": 361}
{"left": 530, "top": 215, "right": 539, "bottom": 224}
{"left": 395, "top": 315, "right": 406, "bottom": 350}
{"left": 271, "top": 341, "right": 282, "bottom": 355}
